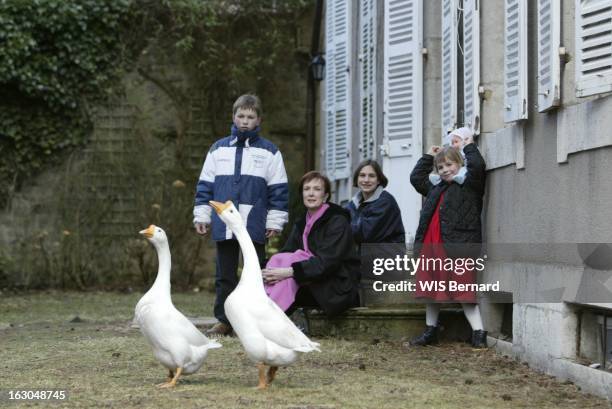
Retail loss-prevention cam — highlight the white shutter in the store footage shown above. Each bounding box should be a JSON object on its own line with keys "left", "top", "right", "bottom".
{"left": 537, "top": 0, "right": 561, "bottom": 111}
{"left": 463, "top": 0, "right": 480, "bottom": 132}
{"left": 504, "top": 0, "right": 528, "bottom": 122}
{"left": 384, "top": 0, "right": 423, "bottom": 145}
{"left": 441, "top": 0, "right": 458, "bottom": 138}
{"left": 359, "top": 0, "right": 376, "bottom": 160}
{"left": 325, "top": 0, "right": 352, "bottom": 180}
{"left": 576, "top": 0, "right": 612, "bottom": 97}
{"left": 382, "top": 0, "right": 423, "bottom": 245}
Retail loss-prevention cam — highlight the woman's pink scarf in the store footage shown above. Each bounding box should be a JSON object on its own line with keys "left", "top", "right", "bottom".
{"left": 264, "top": 203, "right": 330, "bottom": 311}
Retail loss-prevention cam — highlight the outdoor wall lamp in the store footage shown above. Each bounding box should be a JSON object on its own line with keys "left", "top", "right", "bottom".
{"left": 311, "top": 54, "right": 326, "bottom": 81}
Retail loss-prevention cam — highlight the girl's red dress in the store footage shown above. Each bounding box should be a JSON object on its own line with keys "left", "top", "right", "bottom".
{"left": 414, "top": 192, "right": 477, "bottom": 303}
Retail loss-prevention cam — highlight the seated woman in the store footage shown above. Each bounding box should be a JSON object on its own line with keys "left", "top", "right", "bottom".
{"left": 346, "top": 160, "right": 405, "bottom": 249}
{"left": 262, "top": 171, "right": 361, "bottom": 317}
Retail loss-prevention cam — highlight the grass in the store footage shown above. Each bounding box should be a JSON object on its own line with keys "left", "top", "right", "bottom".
{"left": 0, "top": 291, "right": 610, "bottom": 409}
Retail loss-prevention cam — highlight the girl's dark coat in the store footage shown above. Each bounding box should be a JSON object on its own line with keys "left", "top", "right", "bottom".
{"left": 282, "top": 203, "right": 361, "bottom": 316}
{"left": 410, "top": 143, "right": 486, "bottom": 258}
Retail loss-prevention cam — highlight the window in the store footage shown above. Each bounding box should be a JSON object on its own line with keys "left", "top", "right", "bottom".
{"left": 325, "top": 0, "right": 352, "bottom": 180}
{"left": 505, "top": 0, "right": 528, "bottom": 121}
{"left": 575, "top": 0, "right": 612, "bottom": 97}
{"left": 537, "top": 0, "right": 561, "bottom": 111}
{"left": 359, "top": 0, "right": 377, "bottom": 161}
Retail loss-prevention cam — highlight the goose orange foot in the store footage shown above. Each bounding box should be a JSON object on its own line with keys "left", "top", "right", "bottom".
{"left": 156, "top": 370, "right": 174, "bottom": 387}
{"left": 157, "top": 367, "right": 182, "bottom": 388}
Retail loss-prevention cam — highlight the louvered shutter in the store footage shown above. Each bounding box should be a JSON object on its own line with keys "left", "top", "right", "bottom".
{"left": 325, "top": 0, "right": 352, "bottom": 180}
{"left": 576, "top": 0, "right": 612, "bottom": 97}
{"left": 359, "top": 0, "right": 376, "bottom": 161}
{"left": 463, "top": 0, "right": 480, "bottom": 132}
{"left": 384, "top": 0, "right": 423, "bottom": 146}
{"left": 537, "top": 0, "right": 561, "bottom": 111}
{"left": 383, "top": 0, "right": 423, "bottom": 243}
{"left": 441, "top": 0, "right": 458, "bottom": 138}
{"left": 504, "top": 0, "right": 528, "bottom": 122}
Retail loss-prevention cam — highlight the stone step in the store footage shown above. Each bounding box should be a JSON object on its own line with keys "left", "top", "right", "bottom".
{"left": 306, "top": 306, "right": 471, "bottom": 342}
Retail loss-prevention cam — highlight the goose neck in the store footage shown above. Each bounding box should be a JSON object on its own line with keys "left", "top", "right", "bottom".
{"left": 234, "top": 227, "right": 264, "bottom": 290}
{"left": 150, "top": 240, "right": 171, "bottom": 295}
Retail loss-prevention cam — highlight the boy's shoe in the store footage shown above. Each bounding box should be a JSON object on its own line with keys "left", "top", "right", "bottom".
{"left": 471, "top": 329, "right": 488, "bottom": 348}
{"left": 205, "top": 322, "right": 233, "bottom": 336}
{"left": 406, "top": 325, "right": 439, "bottom": 347}
{"left": 290, "top": 308, "right": 310, "bottom": 335}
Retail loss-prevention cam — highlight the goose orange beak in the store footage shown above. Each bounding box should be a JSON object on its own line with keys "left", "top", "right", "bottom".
{"left": 209, "top": 200, "right": 232, "bottom": 214}
{"left": 139, "top": 225, "right": 155, "bottom": 238}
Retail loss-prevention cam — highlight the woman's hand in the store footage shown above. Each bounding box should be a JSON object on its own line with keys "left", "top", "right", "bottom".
{"left": 262, "top": 267, "right": 294, "bottom": 285}
{"left": 427, "top": 145, "right": 441, "bottom": 156}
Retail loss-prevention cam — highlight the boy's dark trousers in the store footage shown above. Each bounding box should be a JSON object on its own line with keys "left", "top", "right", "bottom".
{"left": 214, "top": 239, "right": 265, "bottom": 325}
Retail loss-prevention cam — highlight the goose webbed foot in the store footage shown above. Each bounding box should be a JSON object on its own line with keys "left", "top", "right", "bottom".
{"left": 157, "top": 367, "right": 182, "bottom": 388}
{"left": 155, "top": 369, "right": 173, "bottom": 387}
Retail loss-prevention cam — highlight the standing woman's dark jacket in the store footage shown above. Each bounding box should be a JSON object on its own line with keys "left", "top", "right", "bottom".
{"left": 346, "top": 186, "right": 405, "bottom": 246}
{"left": 281, "top": 203, "right": 361, "bottom": 317}
{"left": 410, "top": 143, "right": 486, "bottom": 258}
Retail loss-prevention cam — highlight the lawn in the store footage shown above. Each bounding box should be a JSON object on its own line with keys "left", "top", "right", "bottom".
{"left": 0, "top": 291, "right": 610, "bottom": 409}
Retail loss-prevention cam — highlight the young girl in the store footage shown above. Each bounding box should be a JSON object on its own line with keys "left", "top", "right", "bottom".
{"left": 407, "top": 136, "right": 488, "bottom": 348}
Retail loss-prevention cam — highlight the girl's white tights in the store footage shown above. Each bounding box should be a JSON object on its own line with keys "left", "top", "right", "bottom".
{"left": 425, "top": 303, "right": 484, "bottom": 331}
{"left": 425, "top": 303, "right": 440, "bottom": 326}
{"left": 461, "top": 303, "right": 484, "bottom": 330}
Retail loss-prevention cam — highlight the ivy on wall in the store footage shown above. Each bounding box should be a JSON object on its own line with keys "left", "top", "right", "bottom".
{"left": 0, "top": 0, "right": 311, "bottom": 207}
{"left": 0, "top": 0, "right": 134, "bottom": 206}
{"left": 0, "top": 0, "right": 313, "bottom": 289}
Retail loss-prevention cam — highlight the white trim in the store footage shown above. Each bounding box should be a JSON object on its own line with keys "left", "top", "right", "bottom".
{"left": 557, "top": 99, "right": 612, "bottom": 162}
{"left": 480, "top": 124, "right": 525, "bottom": 170}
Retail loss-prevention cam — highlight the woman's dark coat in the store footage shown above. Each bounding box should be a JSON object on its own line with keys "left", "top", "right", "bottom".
{"left": 282, "top": 203, "right": 361, "bottom": 317}
{"left": 346, "top": 187, "right": 405, "bottom": 246}
{"left": 410, "top": 143, "right": 486, "bottom": 258}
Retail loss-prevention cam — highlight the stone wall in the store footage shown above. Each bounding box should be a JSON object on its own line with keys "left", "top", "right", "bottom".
{"left": 0, "top": 9, "right": 314, "bottom": 290}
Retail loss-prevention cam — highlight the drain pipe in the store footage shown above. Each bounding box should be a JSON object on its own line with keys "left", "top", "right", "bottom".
{"left": 305, "top": 0, "right": 323, "bottom": 173}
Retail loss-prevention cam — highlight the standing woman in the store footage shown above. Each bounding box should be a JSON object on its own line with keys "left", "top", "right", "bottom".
{"left": 346, "top": 160, "right": 405, "bottom": 249}
{"left": 262, "top": 171, "right": 361, "bottom": 317}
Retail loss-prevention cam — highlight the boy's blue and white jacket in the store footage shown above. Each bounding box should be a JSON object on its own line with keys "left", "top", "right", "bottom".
{"left": 193, "top": 125, "right": 289, "bottom": 244}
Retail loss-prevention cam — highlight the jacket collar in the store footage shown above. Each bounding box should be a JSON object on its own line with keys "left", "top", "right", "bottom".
{"left": 428, "top": 166, "right": 467, "bottom": 186}
{"left": 230, "top": 124, "right": 260, "bottom": 147}
{"left": 351, "top": 185, "right": 384, "bottom": 207}
{"left": 296, "top": 202, "right": 349, "bottom": 230}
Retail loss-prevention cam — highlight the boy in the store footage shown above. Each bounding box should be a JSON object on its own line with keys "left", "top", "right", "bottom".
{"left": 193, "top": 94, "right": 289, "bottom": 335}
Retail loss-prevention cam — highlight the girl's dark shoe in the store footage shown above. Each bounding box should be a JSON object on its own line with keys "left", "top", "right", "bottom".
{"left": 471, "top": 329, "right": 488, "bottom": 348}
{"left": 407, "top": 325, "right": 439, "bottom": 346}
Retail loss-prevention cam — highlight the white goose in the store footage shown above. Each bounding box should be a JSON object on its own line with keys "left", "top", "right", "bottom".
{"left": 209, "top": 200, "right": 320, "bottom": 389}
{"left": 135, "top": 225, "right": 221, "bottom": 388}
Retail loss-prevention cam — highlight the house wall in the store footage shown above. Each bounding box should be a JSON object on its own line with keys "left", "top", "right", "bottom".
{"left": 318, "top": 0, "right": 612, "bottom": 399}
{"left": 423, "top": 0, "right": 443, "bottom": 149}
{"left": 478, "top": 0, "right": 612, "bottom": 398}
